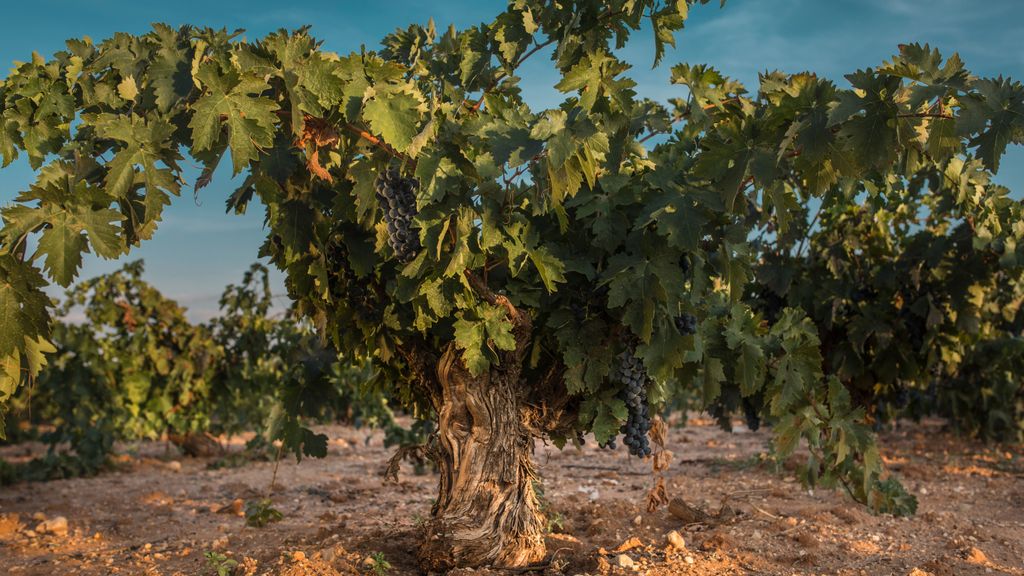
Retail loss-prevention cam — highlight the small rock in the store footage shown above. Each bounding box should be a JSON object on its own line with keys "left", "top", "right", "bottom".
{"left": 614, "top": 537, "right": 643, "bottom": 552}
{"left": 239, "top": 557, "right": 259, "bottom": 575}
{"left": 35, "top": 516, "right": 68, "bottom": 537}
{"left": 633, "top": 515, "right": 642, "bottom": 527}
{"left": 0, "top": 514, "right": 21, "bottom": 538}
{"left": 685, "top": 555, "right": 695, "bottom": 565}
{"left": 965, "top": 546, "right": 988, "bottom": 564}
{"left": 700, "top": 532, "right": 736, "bottom": 552}
{"left": 166, "top": 461, "right": 182, "bottom": 473}
{"left": 615, "top": 554, "right": 634, "bottom": 569}
{"left": 292, "top": 551, "right": 306, "bottom": 562}
{"left": 31, "top": 512, "right": 46, "bottom": 522}
{"left": 666, "top": 530, "right": 686, "bottom": 551}
{"left": 211, "top": 536, "right": 229, "bottom": 550}
{"left": 908, "top": 569, "right": 934, "bottom": 576}
{"left": 793, "top": 531, "right": 818, "bottom": 549}
{"left": 23, "top": 530, "right": 37, "bottom": 539}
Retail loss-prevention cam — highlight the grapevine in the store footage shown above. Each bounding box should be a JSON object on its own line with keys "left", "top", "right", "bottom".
{"left": 0, "top": 1, "right": 1020, "bottom": 569}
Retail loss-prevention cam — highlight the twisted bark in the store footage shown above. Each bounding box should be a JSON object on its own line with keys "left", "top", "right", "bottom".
{"left": 416, "top": 345, "right": 546, "bottom": 571}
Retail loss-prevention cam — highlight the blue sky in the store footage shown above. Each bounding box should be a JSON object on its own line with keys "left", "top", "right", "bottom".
{"left": 1, "top": 0, "right": 1022, "bottom": 320}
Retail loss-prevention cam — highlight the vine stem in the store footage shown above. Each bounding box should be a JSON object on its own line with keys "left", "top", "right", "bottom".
{"left": 804, "top": 392, "right": 863, "bottom": 505}
{"left": 268, "top": 438, "right": 285, "bottom": 497}
{"left": 796, "top": 201, "right": 824, "bottom": 258}
{"left": 896, "top": 112, "right": 954, "bottom": 120}
{"left": 341, "top": 123, "right": 402, "bottom": 159}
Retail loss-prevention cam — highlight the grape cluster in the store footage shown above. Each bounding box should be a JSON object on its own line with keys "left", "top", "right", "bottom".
{"left": 375, "top": 169, "right": 421, "bottom": 263}
{"left": 613, "top": 346, "right": 652, "bottom": 457}
{"left": 674, "top": 313, "right": 697, "bottom": 335}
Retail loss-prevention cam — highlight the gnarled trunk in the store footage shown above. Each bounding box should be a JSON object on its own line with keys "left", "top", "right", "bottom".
{"left": 417, "top": 345, "right": 546, "bottom": 572}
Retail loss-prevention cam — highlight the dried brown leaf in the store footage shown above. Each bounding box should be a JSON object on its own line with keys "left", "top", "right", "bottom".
{"left": 646, "top": 477, "right": 669, "bottom": 513}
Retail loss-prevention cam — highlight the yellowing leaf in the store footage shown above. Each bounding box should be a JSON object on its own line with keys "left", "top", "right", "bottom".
{"left": 117, "top": 74, "right": 139, "bottom": 101}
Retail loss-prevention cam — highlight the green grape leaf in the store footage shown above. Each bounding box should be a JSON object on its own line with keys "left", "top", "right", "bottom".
{"left": 0, "top": 257, "right": 52, "bottom": 357}
{"left": 189, "top": 62, "right": 279, "bottom": 174}
{"left": 579, "top": 391, "right": 628, "bottom": 444}
{"left": 453, "top": 303, "right": 517, "bottom": 376}
{"left": 300, "top": 54, "right": 346, "bottom": 110}
{"left": 555, "top": 50, "right": 636, "bottom": 112}
{"left": 0, "top": 119, "right": 19, "bottom": 167}
{"left": 35, "top": 212, "right": 88, "bottom": 287}
{"left": 362, "top": 86, "right": 423, "bottom": 153}
{"left": 526, "top": 246, "right": 566, "bottom": 293}
{"left": 959, "top": 77, "right": 1024, "bottom": 172}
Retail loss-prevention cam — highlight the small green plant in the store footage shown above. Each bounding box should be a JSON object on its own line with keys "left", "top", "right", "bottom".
{"left": 366, "top": 552, "right": 392, "bottom": 576}
{"left": 244, "top": 498, "right": 283, "bottom": 528}
{"left": 532, "top": 479, "right": 565, "bottom": 533}
{"left": 204, "top": 551, "right": 238, "bottom": 576}
{"left": 546, "top": 510, "right": 566, "bottom": 534}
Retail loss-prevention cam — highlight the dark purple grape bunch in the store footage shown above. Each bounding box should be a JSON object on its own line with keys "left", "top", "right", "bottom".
{"left": 614, "top": 345, "right": 652, "bottom": 457}
{"left": 375, "top": 169, "right": 421, "bottom": 263}
{"left": 675, "top": 313, "right": 697, "bottom": 335}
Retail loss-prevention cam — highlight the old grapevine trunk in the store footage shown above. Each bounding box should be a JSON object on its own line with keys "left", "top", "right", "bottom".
{"left": 417, "top": 345, "right": 547, "bottom": 571}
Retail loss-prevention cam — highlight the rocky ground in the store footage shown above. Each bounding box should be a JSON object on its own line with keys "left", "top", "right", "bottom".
{"left": 1, "top": 417, "right": 1022, "bottom": 575}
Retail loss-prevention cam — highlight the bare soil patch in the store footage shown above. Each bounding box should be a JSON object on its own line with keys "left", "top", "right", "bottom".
{"left": 1, "top": 419, "right": 1021, "bottom": 575}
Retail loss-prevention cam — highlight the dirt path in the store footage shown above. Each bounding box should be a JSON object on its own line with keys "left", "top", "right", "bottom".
{"left": 1, "top": 419, "right": 1022, "bottom": 575}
